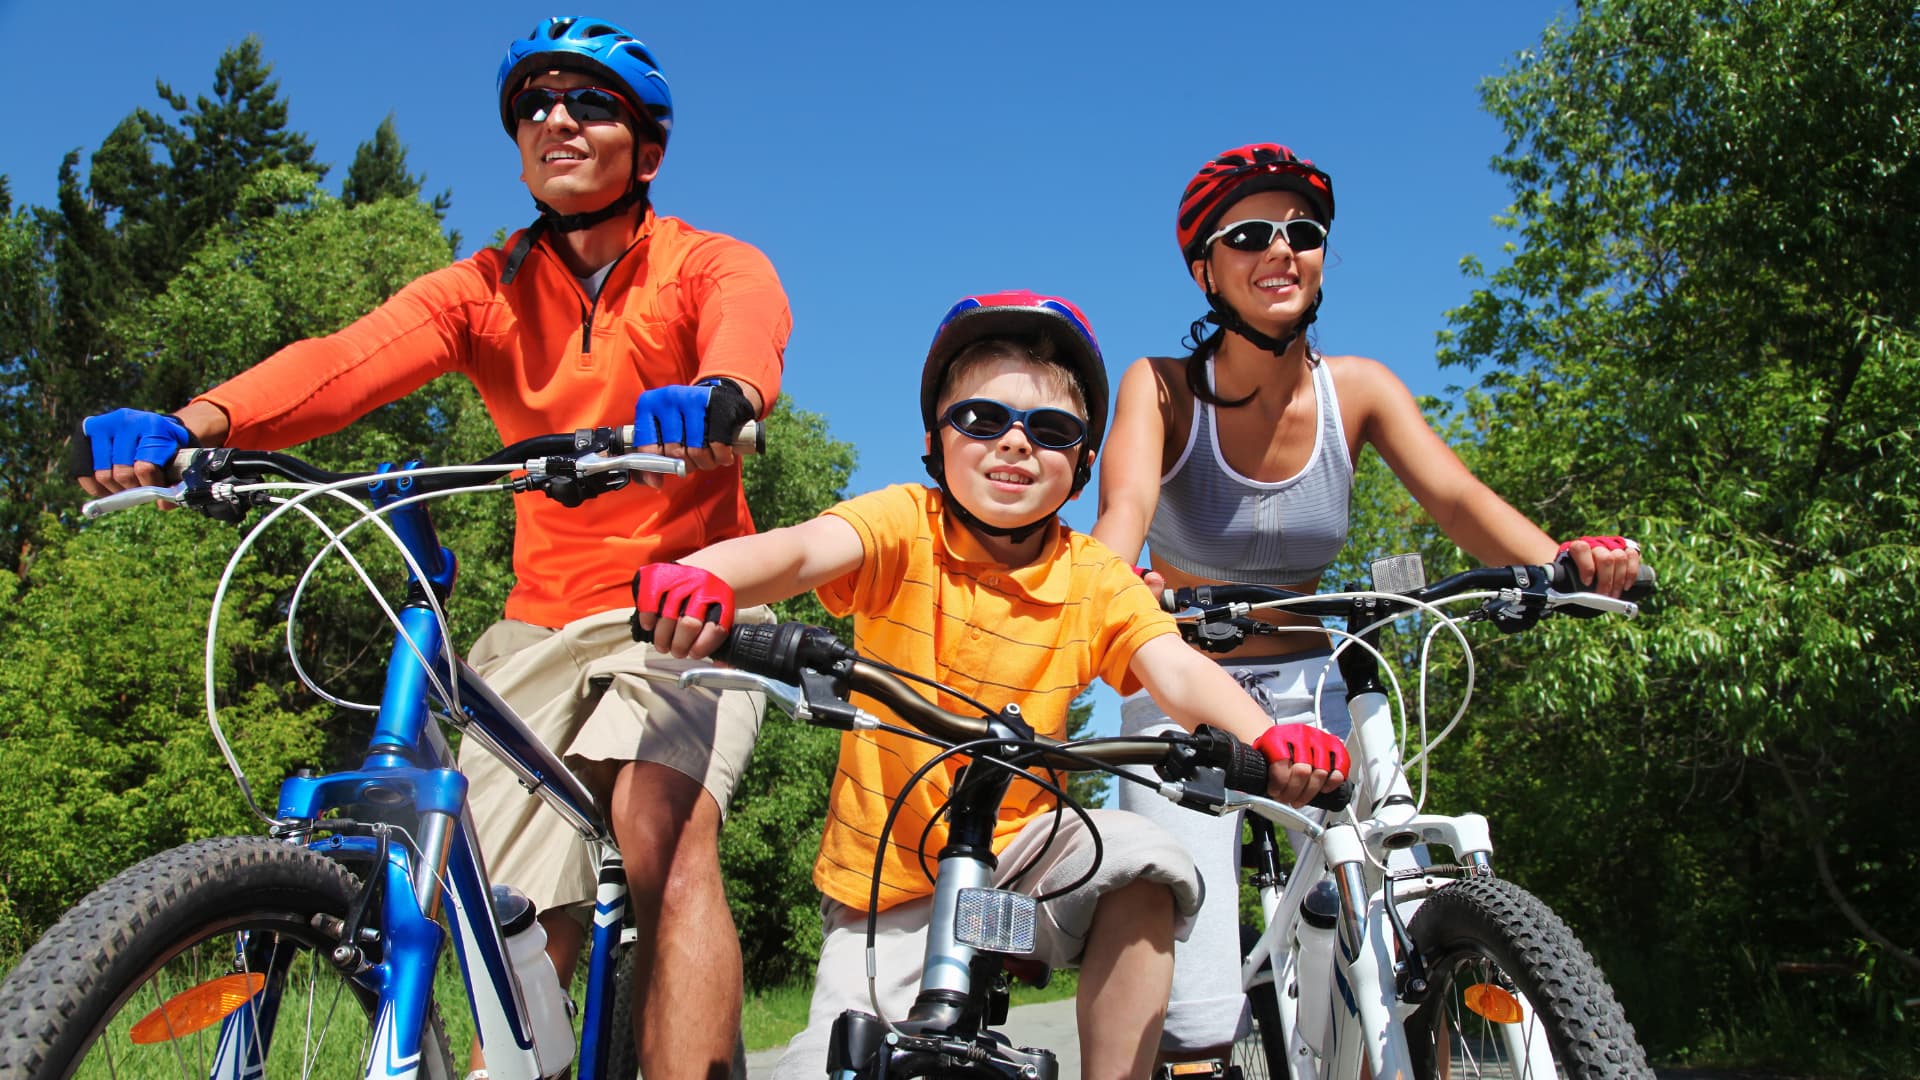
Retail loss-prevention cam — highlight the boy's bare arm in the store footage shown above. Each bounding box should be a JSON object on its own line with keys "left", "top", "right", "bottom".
{"left": 1127, "top": 635, "right": 1344, "bottom": 806}
{"left": 680, "top": 513, "right": 864, "bottom": 609}
{"left": 636, "top": 513, "right": 864, "bottom": 659}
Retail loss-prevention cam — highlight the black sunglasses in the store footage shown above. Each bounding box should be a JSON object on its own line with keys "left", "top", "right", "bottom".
{"left": 1206, "top": 217, "right": 1329, "bottom": 254}
{"left": 510, "top": 85, "right": 630, "bottom": 126}
{"left": 941, "top": 398, "right": 1087, "bottom": 450}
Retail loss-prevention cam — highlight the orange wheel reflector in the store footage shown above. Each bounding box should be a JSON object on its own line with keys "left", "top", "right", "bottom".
{"left": 1463, "top": 982, "right": 1525, "bottom": 1024}
{"left": 129, "top": 973, "right": 267, "bottom": 1044}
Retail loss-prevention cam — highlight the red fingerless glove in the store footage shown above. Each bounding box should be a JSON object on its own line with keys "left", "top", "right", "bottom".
{"left": 1253, "top": 724, "right": 1350, "bottom": 777}
{"left": 632, "top": 563, "right": 736, "bottom": 629}
{"left": 1556, "top": 535, "right": 1633, "bottom": 554}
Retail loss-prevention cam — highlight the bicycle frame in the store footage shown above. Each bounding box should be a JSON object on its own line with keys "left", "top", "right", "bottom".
{"left": 204, "top": 480, "right": 630, "bottom": 1080}
{"left": 1234, "top": 605, "right": 1562, "bottom": 1080}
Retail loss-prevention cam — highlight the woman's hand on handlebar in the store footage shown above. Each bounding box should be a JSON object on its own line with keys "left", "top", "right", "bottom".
{"left": 631, "top": 562, "right": 736, "bottom": 658}
{"left": 1256, "top": 724, "right": 1349, "bottom": 807}
{"left": 1555, "top": 535, "right": 1642, "bottom": 597}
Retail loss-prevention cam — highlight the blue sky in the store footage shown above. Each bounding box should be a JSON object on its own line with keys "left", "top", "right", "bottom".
{"left": 4, "top": 0, "right": 1571, "bottom": 733}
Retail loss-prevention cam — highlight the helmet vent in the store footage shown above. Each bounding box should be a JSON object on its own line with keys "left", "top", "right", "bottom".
{"left": 544, "top": 17, "right": 576, "bottom": 38}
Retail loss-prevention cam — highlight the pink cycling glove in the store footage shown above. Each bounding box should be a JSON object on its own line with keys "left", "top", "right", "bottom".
{"left": 1254, "top": 724, "right": 1350, "bottom": 778}
{"left": 632, "top": 563, "right": 736, "bottom": 630}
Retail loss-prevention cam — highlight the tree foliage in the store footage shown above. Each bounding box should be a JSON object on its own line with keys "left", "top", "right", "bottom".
{"left": 1432, "top": 0, "right": 1919, "bottom": 1069}
{"left": 345, "top": 114, "right": 457, "bottom": 252}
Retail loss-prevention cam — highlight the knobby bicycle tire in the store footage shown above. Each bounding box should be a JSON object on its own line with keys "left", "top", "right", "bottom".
{"left": 0, "top": 834, "right": 455, "bottom": 1080}
{"left": 1403, "top": 877, "right": 1652, "bottom": 1080}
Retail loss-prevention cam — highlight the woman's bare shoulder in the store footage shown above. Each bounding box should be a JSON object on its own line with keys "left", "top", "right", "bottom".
{"left": 1322, "top": 353, "right": 1412, "bottom": 402}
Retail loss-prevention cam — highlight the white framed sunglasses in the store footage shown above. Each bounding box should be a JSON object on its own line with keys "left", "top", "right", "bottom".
{"left": 1205, "top": 217, "right": 1329, "bottom": 254}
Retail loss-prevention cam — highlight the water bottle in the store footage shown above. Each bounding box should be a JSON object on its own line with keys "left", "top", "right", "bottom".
{"left": 492, "top": 884, "right": 575, "bottom": 1078}
{"left": 1290, "top": 877, "right": 1342, "bottom": 1057}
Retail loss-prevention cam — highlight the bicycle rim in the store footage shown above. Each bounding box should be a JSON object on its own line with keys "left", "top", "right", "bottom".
{"left": 70, "top": 913, "right": 387, "bottom": 1079}
{"left": 0, "top": 837, "right": 454, "bottom": 1080}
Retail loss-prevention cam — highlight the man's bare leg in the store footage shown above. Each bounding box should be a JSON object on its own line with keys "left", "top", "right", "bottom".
{"left": 611, "top": 760, "right": 741, "bottom": 1080}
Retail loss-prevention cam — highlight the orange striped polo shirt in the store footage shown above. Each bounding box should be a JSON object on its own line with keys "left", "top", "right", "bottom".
{"left": 812, "top": 484, "right": 1176, "bottom": 912}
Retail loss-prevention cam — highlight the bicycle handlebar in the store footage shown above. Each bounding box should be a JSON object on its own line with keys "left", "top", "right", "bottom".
{"left": 1163, "top": 559, "right": 1657, "bottom": 625}
{"left": 677, "top": 620, "right": 1278, "bottom": 798}
{"left": 79, "top": 421, "right": 763, "bottom": 520}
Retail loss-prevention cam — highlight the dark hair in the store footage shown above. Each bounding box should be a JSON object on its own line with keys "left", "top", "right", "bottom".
{"left": 1180, "top": 318, "right": 1254, "bottom": 407}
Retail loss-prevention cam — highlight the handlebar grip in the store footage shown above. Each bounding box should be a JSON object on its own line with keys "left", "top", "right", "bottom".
{"left": 1308, "top": 781, "right": 1353, "bottom": 813}
{"left": 1217, "top": 733, "right": 1270, "bottom": 796}
{"left": 616, "top": 419, "right": 763, "bottom": 455}
{"left": 1547, "top": 555, "right": 1658, "bottom": 599}
{"left": 68, "top": 418, "right": 93, "bottom": 478}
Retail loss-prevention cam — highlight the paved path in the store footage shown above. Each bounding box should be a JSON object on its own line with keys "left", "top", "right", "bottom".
{"left": 745, "top": 1001, "right": 1783, "bottom": 1079}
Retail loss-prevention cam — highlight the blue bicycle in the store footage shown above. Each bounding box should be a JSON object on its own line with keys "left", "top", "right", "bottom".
{"left": 0, "top": 422, "right": 756, "bottom": 1080}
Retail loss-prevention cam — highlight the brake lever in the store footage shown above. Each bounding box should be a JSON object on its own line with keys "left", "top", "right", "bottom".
{"left": 677, "top": 667, "right": 869, "bottom": 730}
{"left": 679, "top": 668, "right": 807, "bottom": 719}
{"left": 81, "top": 483, "right": 189, "bottom": 519}
{"left": 1546, "top": 590, "right": 1640, "bottom": 617}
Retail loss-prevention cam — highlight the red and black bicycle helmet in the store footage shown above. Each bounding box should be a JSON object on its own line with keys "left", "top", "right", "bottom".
{"left": 1176, "top": 143, "right": 1335, "bottom": 265}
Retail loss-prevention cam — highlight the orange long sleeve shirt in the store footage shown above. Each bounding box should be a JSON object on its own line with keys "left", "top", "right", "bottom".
{"left": 195, "top": 210, "right": 791, "bottom": 628}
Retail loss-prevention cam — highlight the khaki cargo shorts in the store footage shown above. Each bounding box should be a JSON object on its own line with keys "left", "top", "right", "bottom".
{"left": 455, "top": 604, "right": 773, "bottom": 913}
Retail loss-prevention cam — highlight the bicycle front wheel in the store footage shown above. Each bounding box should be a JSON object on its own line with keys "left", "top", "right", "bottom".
{"left": 0, "top": 835, "right": 455, "bottom": 1080}
{"left": 1403, "top": 878, "right": 1651, "bottom": 1080}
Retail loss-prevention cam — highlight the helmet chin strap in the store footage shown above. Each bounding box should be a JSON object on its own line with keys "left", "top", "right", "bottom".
{"left": 920, "top": 451, "right": 1090, "bottom": 545}
{"left": 534, "top": 184, "right": 646, "bottom": 232}
{"left": 1201, "top": 265, "right": 1324, "bottom": 358}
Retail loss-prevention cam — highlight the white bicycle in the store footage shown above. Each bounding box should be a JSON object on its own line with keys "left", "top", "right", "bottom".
{"left": 1170, "top": 554, "right": 1658, "bottom": 1080}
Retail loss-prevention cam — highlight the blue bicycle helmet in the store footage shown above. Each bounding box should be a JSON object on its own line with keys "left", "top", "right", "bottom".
{"left": 497, "top": 17, "right": 673, "bottom": 145}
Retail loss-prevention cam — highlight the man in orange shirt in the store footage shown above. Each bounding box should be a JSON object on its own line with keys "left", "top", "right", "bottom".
{"left": 76, "top": 17, "right": 790, "bottom": 1077}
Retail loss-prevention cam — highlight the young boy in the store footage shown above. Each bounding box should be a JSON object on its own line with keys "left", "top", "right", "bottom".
{"left": 633, "top": 291, "right": 1346, "bottom": 1079}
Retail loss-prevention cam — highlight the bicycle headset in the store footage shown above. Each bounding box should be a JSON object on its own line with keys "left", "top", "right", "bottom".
{"left": 1177, "top": 142, "right": 1337, "bottom": 359}
{"left": 919, "top": 290, "right": 1110, "bottom": 544}
{"left": 496, "top": 16, "right": 674, "bottom": 235}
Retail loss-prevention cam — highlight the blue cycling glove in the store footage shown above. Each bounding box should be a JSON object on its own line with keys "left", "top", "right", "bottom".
{"left": 78, "top": 409, "right": 196, "bottom": 474}
{"left": 632, "top": 379, "right": 754, "bottom": 448}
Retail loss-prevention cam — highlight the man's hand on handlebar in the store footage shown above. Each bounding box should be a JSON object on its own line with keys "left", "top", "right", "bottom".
{"left": 632, "top": 563, "right": 736, "bottom": 658}
{"left": 1255, "top": 724, "right": 1349, "bottom": 807}
{"left": 630, "top": 379, "right": 759, "bottom": 488}
{"left": 1555, "top": 535, "right": 1642, "bottom": 597}
{"left": 73, "top": 409, "right": 196, "bottom": 497}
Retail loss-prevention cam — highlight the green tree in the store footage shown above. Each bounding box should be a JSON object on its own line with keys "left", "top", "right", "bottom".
{"left": 1, "top": 40, "right": 330, "bottom": 574}
{"left": 723, "top": 398, "right": 859, "bottom": 987}
{"left": 90, "top": 37, "right": 324, "bottom": 295}
{"left": 0, "top": 167, "right": 461, "bottom": 967}
{"left": 1436, "top": 0, "right": 1919, "bottom": 1069}
{"left": 344, "top": 114, "right": 457, "bottom": 252}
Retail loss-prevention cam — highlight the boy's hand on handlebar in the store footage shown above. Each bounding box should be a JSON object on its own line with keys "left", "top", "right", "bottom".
{"left": 632, "top": 563, "right": 735, "bottom": 658}
{"left": 1254, "top": 724, "right": 1349, "bottom": 807}
{"left": 73, "top": 410, "right": 196, "bottom": 497}
{"left": 1555, "top": 535, "right": 1642, "bottom": 598}
{"left": 631, "top": 380, "right": 756, "bottom": 488}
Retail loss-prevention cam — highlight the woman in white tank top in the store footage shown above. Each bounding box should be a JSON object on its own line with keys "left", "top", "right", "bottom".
{"left": 1089, "top": 143, "right": 1644, "bottom": 1063}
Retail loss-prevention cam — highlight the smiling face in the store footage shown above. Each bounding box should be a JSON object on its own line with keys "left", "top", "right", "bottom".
{"left": 1189, "top": 188, "right": 1325, "bottom": 335}
{"left": 514, "top": 69, "right": 662, "bottom": 214}
{"left": 931, "top": 353, "right": 1087, "bottom": 542}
